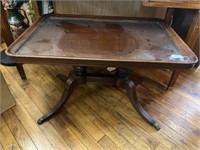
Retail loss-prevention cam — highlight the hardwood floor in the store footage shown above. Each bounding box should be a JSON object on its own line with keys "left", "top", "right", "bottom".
{"left": 0, "top": 64, "right": 200, "bottom": 150}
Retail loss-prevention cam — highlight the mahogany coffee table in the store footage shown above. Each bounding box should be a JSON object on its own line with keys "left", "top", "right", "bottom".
{"left": 6, "top": 14, "right": 198, "bottom": 130}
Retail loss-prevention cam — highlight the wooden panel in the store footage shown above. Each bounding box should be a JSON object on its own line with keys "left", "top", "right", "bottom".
{"left": 185, "top": 11, "right": 200, "bottom": 67}
{"left": 1, "top": 3, "right": 14, "bottom": 46}
{"left": 143, "top": 0, "right": 200, "bottom": 9}
{"left": 53, "top": 1, "right": 166, "bottom": 19}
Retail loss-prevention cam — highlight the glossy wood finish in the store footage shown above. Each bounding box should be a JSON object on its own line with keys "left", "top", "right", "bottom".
{"left": 5, "top": 14, "right": 198, "bottom": 129}
{"left": 6, "top": 14, "right": 198, "bottom": 69}
{"left": 1, "top": 64, "right": 200, "bottom": 149}
{"left": 37, "top": 73, "right": 77, "bottom": 124}
{"left": 37, "top": 67, "right": 160, "bottom": 130}
{"left": 143, "top": 0, "right": 200, "bottom": 9}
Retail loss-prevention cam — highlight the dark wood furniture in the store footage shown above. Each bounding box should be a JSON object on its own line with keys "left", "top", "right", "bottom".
{"left": 0, "top": 49, "right": 26, "bottom": 79}
{"left": 6, "top": 14, "right": 198, "bottom": 130}
{"left": 143, "top": 0, "right": 200, "bottom": 88}
{"left": 1, "top": 3, "right": 26, "bottom": 80}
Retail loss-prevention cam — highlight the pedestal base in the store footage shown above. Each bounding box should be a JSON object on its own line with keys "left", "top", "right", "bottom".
{"left": 37, "top": 67, "right": 160, "bottom": 130}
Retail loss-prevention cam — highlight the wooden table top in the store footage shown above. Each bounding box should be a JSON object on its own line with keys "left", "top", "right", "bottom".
{"left": 6, "top": 14, "right": 198, "bottom": 69}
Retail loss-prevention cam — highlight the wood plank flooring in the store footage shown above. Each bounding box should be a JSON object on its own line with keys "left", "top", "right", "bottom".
{"left": 0, "top": 64, "right": 200, "bottom": 150}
